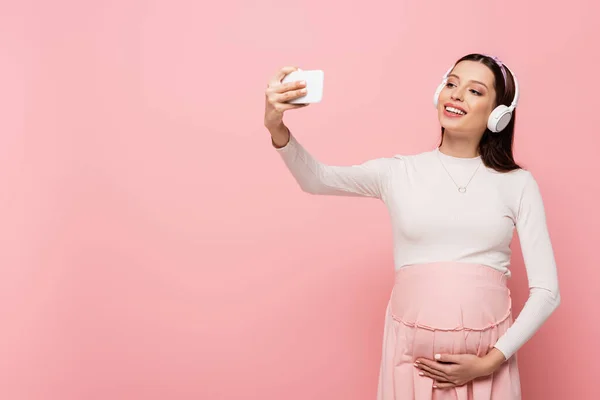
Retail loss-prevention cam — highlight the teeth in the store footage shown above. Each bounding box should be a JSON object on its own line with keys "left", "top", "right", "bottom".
{"left": 445, "top": 106, "right": 465, "bottom": 115}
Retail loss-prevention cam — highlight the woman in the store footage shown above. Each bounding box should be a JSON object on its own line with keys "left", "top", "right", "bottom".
{"left": 263, "top": 53, "right": 560, "bottom": 399}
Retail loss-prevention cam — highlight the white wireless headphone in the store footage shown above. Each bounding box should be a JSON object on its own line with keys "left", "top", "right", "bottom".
{"left": 433, "top": 58, "right": 520, "bottom": 133}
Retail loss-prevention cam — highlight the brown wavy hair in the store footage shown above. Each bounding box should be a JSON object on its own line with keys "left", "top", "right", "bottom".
{"left": 439, "top": 53, "right": 521, "bottom": 172}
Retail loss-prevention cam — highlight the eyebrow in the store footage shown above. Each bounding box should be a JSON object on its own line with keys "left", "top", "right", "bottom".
{"left": 447, "top": 74, "right": 489, "bottom": 89}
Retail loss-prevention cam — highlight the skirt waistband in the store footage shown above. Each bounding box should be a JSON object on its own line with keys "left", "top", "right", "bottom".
{"left": 395, "top": 262, "right": 507, "bottom": 286}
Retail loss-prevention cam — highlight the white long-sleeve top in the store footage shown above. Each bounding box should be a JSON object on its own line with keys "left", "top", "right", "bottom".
{"left": 274, "top": 132, "right": 561, "bottom": 360}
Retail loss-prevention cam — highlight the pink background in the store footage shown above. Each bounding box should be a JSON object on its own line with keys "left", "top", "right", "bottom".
{"left": 1, "top": 0, "right": 599, "bottom": 399}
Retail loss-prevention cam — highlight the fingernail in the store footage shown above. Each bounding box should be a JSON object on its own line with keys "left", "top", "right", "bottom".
{"left": 433, "top": 385, "right": 438, "bottom": 388}
{"left": 419, "top": 372, "right": 424, "bottom": 376}
{"left": 300, "top": 80, "right": 306, "bottom": 85}
{"left": 435, "top": 354, "right": 441, "bottom": 360}
{"left": 413, "top": 363, "right": 418, "bottom": 367}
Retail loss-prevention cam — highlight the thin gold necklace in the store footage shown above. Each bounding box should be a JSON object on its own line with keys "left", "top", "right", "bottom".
{"left": 436, "top": 150, "right": 482, "bottom": 193}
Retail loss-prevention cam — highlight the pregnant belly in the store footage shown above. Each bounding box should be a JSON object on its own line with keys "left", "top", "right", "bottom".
{"left": 389, "top": 262, "right": 512, "bottom": 358}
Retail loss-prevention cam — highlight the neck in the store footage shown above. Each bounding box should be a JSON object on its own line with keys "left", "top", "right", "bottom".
{"left": 438, "top": 131, "right": 481, "bottom": 158}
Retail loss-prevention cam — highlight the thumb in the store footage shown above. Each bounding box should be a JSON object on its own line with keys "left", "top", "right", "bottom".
{"left": 276, "top": 66, "right": 300, "bottom": 80}
{"left": 434, "top": 353, "right": 461, "bottom": 363}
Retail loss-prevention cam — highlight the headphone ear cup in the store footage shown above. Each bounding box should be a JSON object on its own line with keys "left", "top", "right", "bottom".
{"left": 487, "top": 105, "right": 512, "bottom": 132}
{"left": 433, "top": 82, "right": 446, "bottom": 108}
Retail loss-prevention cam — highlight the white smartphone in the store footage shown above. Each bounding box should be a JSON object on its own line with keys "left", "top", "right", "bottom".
{"left": 281, "top": 69, "right": 324, "bottom": 104}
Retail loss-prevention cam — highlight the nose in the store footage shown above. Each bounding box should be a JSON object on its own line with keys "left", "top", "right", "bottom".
{"left": 451, "top": 88, "right": 464, "bottom": 102}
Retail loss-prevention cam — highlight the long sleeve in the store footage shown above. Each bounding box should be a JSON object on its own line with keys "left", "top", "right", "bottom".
{"left": 493, "top": 171, "right": 561, "bottom": 360}
{"left": 273, "top": 131, "right": 398, "bottom": 201}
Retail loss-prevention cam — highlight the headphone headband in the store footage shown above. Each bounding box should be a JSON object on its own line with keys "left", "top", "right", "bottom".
{"left": 487, "top": 55, "right": 507, "bottom": 86}
{"left": 485, "top": 55, "right": 519, "bottom": 109}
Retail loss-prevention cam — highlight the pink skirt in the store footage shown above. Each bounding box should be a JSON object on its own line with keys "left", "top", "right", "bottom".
{"left": 376, "top": 262, "right": 521, "bottom": 400}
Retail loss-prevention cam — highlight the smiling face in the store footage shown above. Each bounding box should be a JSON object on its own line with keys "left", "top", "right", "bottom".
{"left": 437, "top": 60, "right": 498, "bottom": 138}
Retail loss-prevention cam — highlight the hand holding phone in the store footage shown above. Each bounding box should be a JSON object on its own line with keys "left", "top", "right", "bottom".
{"left": 281, "top": 69, "right": 325, "bottom": 104}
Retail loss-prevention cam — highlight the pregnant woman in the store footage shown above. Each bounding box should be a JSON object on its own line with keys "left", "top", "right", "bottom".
{"left": 263, "top": 53, "right": 560, "bottom": 399}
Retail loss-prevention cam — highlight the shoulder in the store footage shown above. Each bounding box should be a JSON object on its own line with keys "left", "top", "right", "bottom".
{"left": 500, "top": 168, "right": 540, "bottom": 195}
{"left": 498, "top": 168, "right": 547, "bottom": 214}
{"left": 390, "top": 149, "right": 440, "bottom": 175}
{"left": 357, "top": 150, "right": 434, "bottom": 178}
{"left": 496, "top": 166, "right": 533, "bottom": 182}
{"left": 361, "top": 148, "right": 433, "bottom": 167}
{"left": 392, "top": 149, "right": 436, "bottom": 163}
{"left": 485, "top": 168, "right": 540, "bottom": 207}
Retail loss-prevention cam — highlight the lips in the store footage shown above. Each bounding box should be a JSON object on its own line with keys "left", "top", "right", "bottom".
{"left": 443, "top": 102, "right": 467, "bottom": 115}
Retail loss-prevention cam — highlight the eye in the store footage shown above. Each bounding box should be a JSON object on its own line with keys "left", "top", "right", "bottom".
{"left": 470, "top": 89, "right": 482, "bottom": 96}
{"left": 445, "top": 82, "right": 456, "bottom": 88}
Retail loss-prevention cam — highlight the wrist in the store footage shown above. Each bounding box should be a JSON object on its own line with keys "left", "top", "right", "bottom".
{"left": 481, "top": 347, "right": 506, "bottom": 376}
{"left": 269, "top": 123, "right": 290, "bottom": 148}
{"left": 266, "top": 120, "right": 285, "bottom": 135}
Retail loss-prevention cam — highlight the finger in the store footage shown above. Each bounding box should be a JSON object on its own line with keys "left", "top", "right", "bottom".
{"left": 435, "top": 353, "right": 461, "bottom": 364}
{"left": 273, "top": 88, "right": 308, "bottom": 103}
{"left": 268, "top": 66, "right": 300, "bottom": 87}
{"left": 416, "top": 363, "right": 450, "bottom": 381}
{"left": 282, "top": 103, "right": 310, "bottom": 110}
{"left": 416, "top": 360, "right": 451, "bottom": 376}
{"left": 271, "top": 102, "right": 309, "bottom": 113}
{"left": 417, "top": 368, "right": 450, "bottom": 382}
{"left": 433, "top": 382, "right": 455, "bottom": 389}
{"left": 268, "top": 79, "right": 307, "bottom": 94}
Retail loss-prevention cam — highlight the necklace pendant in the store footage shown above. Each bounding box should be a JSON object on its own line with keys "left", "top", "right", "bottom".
{"left": 458, "top": 187, "right": 467, "bottom": 193}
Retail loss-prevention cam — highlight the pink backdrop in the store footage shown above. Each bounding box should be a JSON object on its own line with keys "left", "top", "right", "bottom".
{"left": 1, "top": 0, "right": 599, "bottom": 399}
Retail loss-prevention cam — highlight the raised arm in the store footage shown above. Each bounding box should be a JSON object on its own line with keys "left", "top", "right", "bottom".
{"left": 271, "top": 125, "right": 395, "bottom": 200}
{"left": 264, "top": 66, "right": 397, "bottom": 201}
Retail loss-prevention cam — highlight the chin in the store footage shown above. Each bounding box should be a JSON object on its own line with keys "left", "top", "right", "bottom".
{"left": 440, "top": 122, "right": 472, "bottom": 137}
{"left": 439, "top": 116, "right": 484, "bottom": 136}
{"left": 439, "top": 117, "right": 466, "bottom": 132}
